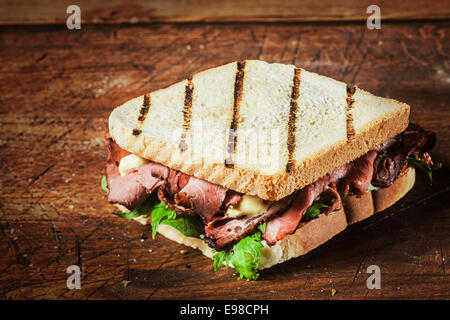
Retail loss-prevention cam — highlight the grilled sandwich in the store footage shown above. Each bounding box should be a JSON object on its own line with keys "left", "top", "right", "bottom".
{"left": 102, "top": 60, "right": 439, "bottom": 280}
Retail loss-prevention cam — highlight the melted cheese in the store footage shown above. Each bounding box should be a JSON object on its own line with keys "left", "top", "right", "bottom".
{"left": 118, "top": 154, "right": 149, "bottom": 176}
{"left": 226, "top": 195, "right": 269, "bottom": 218}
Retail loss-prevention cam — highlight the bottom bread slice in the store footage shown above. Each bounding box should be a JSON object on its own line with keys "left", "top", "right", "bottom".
{"left": 117, "top": 166, "right": 416, "bottom": 270}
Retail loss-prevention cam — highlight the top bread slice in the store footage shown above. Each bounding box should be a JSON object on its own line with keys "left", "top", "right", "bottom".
{"left": 109, "top": 60, "right": 410, "bottom": 201}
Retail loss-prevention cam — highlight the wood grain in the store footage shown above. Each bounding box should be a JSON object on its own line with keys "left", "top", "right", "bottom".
{"left": 1, "top": 0, "right": 450, "bottom": 25}
{"left": 0, "top": 21, "right": 449, "bottom": 299}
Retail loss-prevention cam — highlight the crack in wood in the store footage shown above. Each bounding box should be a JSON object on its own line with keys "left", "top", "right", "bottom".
{"left": 146, "top": 245, "right": 182, "bottom": 300}
{"left": 28, "top": 164, "right": 55, "bottom": 186}
{"left": 350, "top": 244, "right": 369, "bottom": 288}
{"left": 75, "top": 235, "right": 82, "bottom": 271}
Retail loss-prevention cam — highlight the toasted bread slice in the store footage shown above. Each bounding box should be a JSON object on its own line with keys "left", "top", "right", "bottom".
{"left": 342, "top": 166, "right": 415, "bottom": 224}
{"left": 342, "top": 190, "right": 375, "bottom": 224}
{"left": 118, "top": 167, "right": 416, "bottom": 270}
{"left": 109, "top": 60, "right": 409, "bottom": 201}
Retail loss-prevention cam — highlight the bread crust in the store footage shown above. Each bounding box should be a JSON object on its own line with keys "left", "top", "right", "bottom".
{"left": 109, "top": 60, "right": 410, "bottom": 201}
{"left": 342, "top": 189, "right": 375, "bottom": 224}
{"left": 114, "top": 166, "right": 415, "bottom": 270}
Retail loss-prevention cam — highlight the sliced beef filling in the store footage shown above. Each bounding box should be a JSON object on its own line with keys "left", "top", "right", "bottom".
{"left": 104, "top": 124, "right": 436, "bottom": 251}
{"left": 105, "top": 138, "right": 166, "bottom": 210}
{"left": 263, "top": 125, "right": 435, "bottom": 245}
{"left": 372, "top": 124, "right": 436, "bottom": 187}
{"left": 206, "top": 193, "right": 295, "bottom": 250}
{"left": 262, "top": 149, "right": 377, "bottom": 246}
{"left": 105, "top": 139, "right": 242, "bottom": 237}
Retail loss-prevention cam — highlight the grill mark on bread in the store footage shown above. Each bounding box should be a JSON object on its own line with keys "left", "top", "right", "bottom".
{"left": 138, "top": 94, "right": 151, "bottom": 122}
{"left": 286, "top": 67, "right": 301, "bottom": 173}
{"left": 132, "top": 129, "right": 142, "bottom": 136}
{"left": 179, "top": 76, "right": 194, "bottom": 152}
{"left": 346, "top": 85, "right": 356, "bottom": 140}
{"left": 132, "top": 94, "right": 151, "bottom": 136}
{"left": 225, "top": 61, "right": 246, "bottom": 168}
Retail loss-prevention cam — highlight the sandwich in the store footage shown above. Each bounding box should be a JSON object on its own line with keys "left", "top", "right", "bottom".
{"left": 101, "top": 60, "right": 440, "bottom": 280}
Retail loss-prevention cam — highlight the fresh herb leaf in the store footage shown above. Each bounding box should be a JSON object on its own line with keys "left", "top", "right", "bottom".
{"left": 111, "top": 195, "right": 202, "bottom": 239}
{"left": 231, "top": 231, "right": 264, "bottom": 281}
{"left": 112, "top": 197, "right": 155, "bottom": 220}
{"left": 367, "top": 184, "right": 381, "bottom": 192}
{"left": 408, "top": 157, "right": 442, "bottom": 184}
{"left": 258, "top": 222, "right": 267, "bottom": 233}
{"left": 213, "top": 249, "right": 232, "bottom": 271}
{"left": 112, "top": 210, "right": 141, "bottom": 220}
{"left": 151, "top": 202, "right": 177, "bottom": 239}
{"left": 149, "top": 202, "right": 202, "bottom": 239}
{"left": 212, "top": 230, "right": 264, "bottom": 281}
{"left": 302, "top": 198, "right": 331, "bottom": 222}
{"left": 101, "top": 175, "right": 109, "bottom": 193}
{"left": 160, "top": 215, "right": 202, "bottom": 238}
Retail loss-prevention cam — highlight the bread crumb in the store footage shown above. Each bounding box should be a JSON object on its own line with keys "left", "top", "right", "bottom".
{"left": 180, "top": 250, "right": 187, "bottom": 254}
{"left": 121, "top": 280, "right": 131, "bottom": 288}
{"left": 331, "top": 288, "right": 337, "bottom": 296}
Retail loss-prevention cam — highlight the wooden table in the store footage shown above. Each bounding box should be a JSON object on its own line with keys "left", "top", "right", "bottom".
{"left": 0, "top": 21, "right": 449, "bottom": 299}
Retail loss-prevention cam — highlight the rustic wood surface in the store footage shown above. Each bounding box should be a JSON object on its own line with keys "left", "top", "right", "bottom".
{"left": 0, "top": 21, "right": 449, "bottom": 299}
{"left": 1, "top": 0, "right": 450, "bottom": 25}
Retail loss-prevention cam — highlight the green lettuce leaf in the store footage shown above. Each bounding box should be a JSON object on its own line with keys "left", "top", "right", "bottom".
{"left": 111, "top": 196, "right": 202, "bottom": 239}
{"left": 112, "top": 197, "right": 155, "bottom": 220}
{"left": 213, "top": 230, "right": 264, "bottom": 281}
{"left": 367, "top": 184, "right": 381, "bottom": 192}
{"left": 150, "top": 202, "right": 202, "bottom": 239}
{"left": 151, "top": 202, "right": 177, "bottom": 239}
{"left": 304, "top": 202, "right": 329, "bottom": 220}
{"left": 258, "top": 222, "right": 267, "bottom": 233}
{"left": 101, "top": 175, "right": 109, "bottom": 193}
{"left": 160, "top": 216, "right": 202, "bottom": 238}
{"left": 408, "top": 157, "right": 442, "bottom": 184}
{"left": 213, "top": 249, "right": 232, "bottom": 272}
{"left": 302, "top": 195, "right": 335, "bottom": 222}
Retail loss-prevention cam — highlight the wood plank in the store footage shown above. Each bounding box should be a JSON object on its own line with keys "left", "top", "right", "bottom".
{"left": 0, "top": 0, "right": 450, "bottom": 25}
{"left": 0, "top": 21, "right": 449, "bottom": 299}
